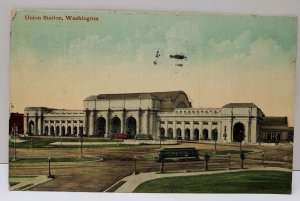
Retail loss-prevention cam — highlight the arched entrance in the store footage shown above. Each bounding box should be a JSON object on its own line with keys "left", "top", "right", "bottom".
{"left": 79, "top": 126, "right": 84, "bottom": 136}
{"left": 176, "top": 128, "right": 182, "bottom": 139}
{"left": 212, "top": 129, "right": 218, "bottom": 141}
{"left": 202, "top": 129, "right": 208, "bottom": 140}
{"left": 193, "top": 128, "right": 199, "bottom": 140}
{"left": 61, "top": 126, "right": 66, "bottom": 136}
{"left": 67, "top": 126, "right": 72, "bottom": 136}
{"left": 160, "top": 128, "right": 165, "bottom": 138}
{"left": 111, "top": 117, "right": 121, "bottom": 134}
{"left": 167, "top": 128, "right": 173, "bottom": 139}
{"left": 29, "top": 121, "right": 35, "bottom": 135}
{"left": 56, "top": 126, "right": 60, "bottom": 136}
{"left": 45, "top": 126, "right": 49, "bottom": 135}
{"left": 50, "top": 126, "right": 55, "bottom": 135}
{"left": 96, "top": 117, "right": 106, "bottom": 137}
{"left": 233, "top": 122, "right": 245, "bottom": 142}
{"left": 184, "top": 128, "right": 190, "bottom": 140}
{"left": 126, "top": 117, "right": 137, "bottom": 137}
{"left": 73, "top": 126, "right": 78, "bottom": 136}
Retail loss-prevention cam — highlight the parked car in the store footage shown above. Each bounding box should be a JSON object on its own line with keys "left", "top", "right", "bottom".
{"left": 113, "top": 133, "right": 130, "bottom": 139}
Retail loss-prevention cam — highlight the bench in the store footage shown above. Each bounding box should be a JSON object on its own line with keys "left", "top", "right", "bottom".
{"left": 158, "top": 147, "right": 199, "bottom": 161}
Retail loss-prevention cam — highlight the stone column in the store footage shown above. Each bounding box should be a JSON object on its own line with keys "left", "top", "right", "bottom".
{"left": 24, "top": 113, "right": 29, "bottom": 135}
{"left": 149, "top": 109, "right": 153, "bottom": 135}
{"left": 146, "top": 109, "right": 150, "bottom": 134}
{"left": 248, "top": 118, "right": 252, "bottom": 143}
{"left": 89, "top": 110, "right": 96, "bottom": 136}
{"left": 39, "top": 116, "right": 43, "bottom": 135}
{"left": 105, "top": 109, "right": 111, "bottom": 138}
{"left": 137, "top": 108, "right": 142, "bottom": 134}
{"left": 229, "top": 118, "right": 233, "bottom": 142}
{"left": 122, "top": 108, "right": 126, "bottom": 133}
{"left": 35, "top": 113, "right": 39, "bottom": 135}
{"left": 199, "top": 121, "right": 203, "bottom": 140}
{"left": 208, "top": 121, "right": 212, "bottom": 140}
{"left": 84, "top": 109, "right": 89, "bottom": 136}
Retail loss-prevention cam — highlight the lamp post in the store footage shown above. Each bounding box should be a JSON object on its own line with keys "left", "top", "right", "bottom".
{"left": 12, "top": 124, "right": 17, "bottom": 161}
{"left": 133, "top": 155, "right": 137, "bottom": 175}
{"left": 262, "top": 151, "right": 265, "bottom": 167}
{"left": 185, "top": 153, "right": 188, "bottom": 172}
{"left": 80, "top": 132, "right": 83, "bottom": 158}
{"left": 47, "top": 157, "right": 54, "bottom": 178}
{"left": 158, "top": 126, "right": 162, "bottom": 149}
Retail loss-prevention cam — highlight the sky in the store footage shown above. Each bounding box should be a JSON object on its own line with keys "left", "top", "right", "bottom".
{"left": 10, "top": 10, "right": 297, "bottom": 125}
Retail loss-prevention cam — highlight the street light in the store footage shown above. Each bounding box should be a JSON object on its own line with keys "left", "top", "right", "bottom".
{"left": 12, "top": 124, "right": 17, "bottom": 161}
{"left": 133, "top": 155, "right": 137, "bottom": 175}
{"left": 158, "top": 125, "right": 162, "bottom": 148}
{"left": 80, "top": 132, "right": 83, "bottom": 158}
{"left": 185, "top": 153, "right": 188, "bottom": 172}
{"left": 47, "top": 157, "right": 54, "bottom": 178}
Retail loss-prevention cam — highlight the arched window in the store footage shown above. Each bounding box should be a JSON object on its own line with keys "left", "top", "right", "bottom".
{"left": 212, "top": 129, "right": 218, "bottom": 141}
{"left": 56, "top": 126, "right": 60, "bottom": 136}
{"left": 160, "top": 128, "right": 165, "bottom": 138}
{"left": 126, "top": 117, "right": 137, "bottom": 137}
{"left": 233, "top": 123, "right": 245, "bottom": 142}
{"left": 167, "top": 128, "right": 173, "bottom": 139}
{"left": 29, "top": 121, "right": 35, "bottom": 135}
{"left": 111, "top": 117, "right": 121, "bottom": 134}
{"left": 79, "top": 126, "right": 84, "bottom": 136}
{"left": 61, "top": 126, "right": 66, "bottom": 136}
{"left": 44, "top": 126, "right": 49, "bottom": 135}
{"left": 96, "top": 117, "right": 106, "bottom": 137}
{"left": 184, "top": 128, "right": 190, "bottom": 140}
{"left": 193, "top": 128, "right": 199, "bottom": 140}
{"left": 176, "top": 128, "right": 182, "bottom": 139}
{"left": 67, "top": 126, "right": 72, "bottom": 135}
{"left": 50, "top": 126, "right": 55, "bottom": 135}
{"left": 202, "top": 129, "right": 208, "bottom": 140}
{"left": 73, "top": 126, "right": 78, "bottom": 135}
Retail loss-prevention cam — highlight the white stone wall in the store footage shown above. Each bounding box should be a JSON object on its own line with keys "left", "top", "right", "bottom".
{"left": 84, "top": 98, "right": 153, "bottom": 110}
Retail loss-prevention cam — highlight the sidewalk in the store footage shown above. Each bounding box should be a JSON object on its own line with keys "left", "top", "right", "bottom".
{"left": 9, "top": 175, "right": 52, "bottom": 191}
{"left": 111, "top": 167, "right": 291, "bottom": 193}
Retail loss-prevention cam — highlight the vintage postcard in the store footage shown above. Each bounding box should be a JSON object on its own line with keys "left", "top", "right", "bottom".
{"left": 9, "top": 10, "right": 296, "bottom": 193}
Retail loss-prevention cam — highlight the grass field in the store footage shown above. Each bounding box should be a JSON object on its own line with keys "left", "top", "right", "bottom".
{"left": 9, "top": 157, "right": 100, "bottom": 164}
{"left": 134, "top": 170, "right": 292, "bottom": 193}
{"left": 9, "top": 136, "right": 124, "bottom": 148}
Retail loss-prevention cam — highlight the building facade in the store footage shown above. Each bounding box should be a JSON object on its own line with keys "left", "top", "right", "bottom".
{"left": 24, "top": 91, "right": 293, "bottom": 144}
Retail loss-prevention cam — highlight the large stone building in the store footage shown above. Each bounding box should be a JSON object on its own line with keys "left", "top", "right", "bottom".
{"left": 23, "top": 91, "right": 293, "bottom": 144}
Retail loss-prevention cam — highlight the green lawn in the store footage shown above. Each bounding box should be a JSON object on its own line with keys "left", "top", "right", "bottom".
{"left": 142, "top": 150, "right": 250, "bottom": 160}
{"left": 9, "top": 157, "right": 99, "bottom": 163}
{"left": 134, "top": 171, "right": 292, "bottom": 194}
{"left": 210, "top": 150, "right": 251, "bottom": 156}
{"left": 9, "top": 136, "right": 124, "bottom": 148}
